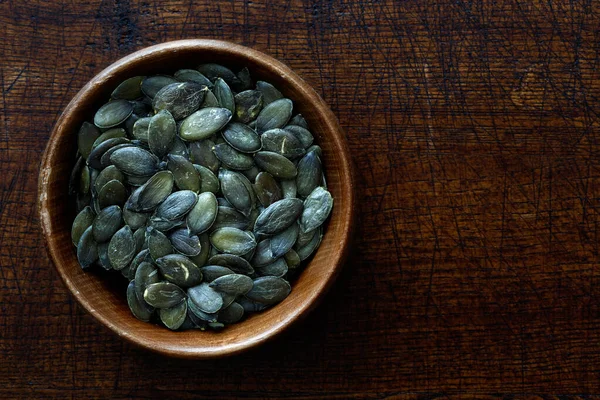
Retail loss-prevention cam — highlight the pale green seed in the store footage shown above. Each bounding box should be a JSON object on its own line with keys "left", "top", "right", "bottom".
{"left": 94, "top": 100, "right": 133, "bottom": 129}
{"left": 148, "top": 109, "right": 176, "bottom": 158}
{"left": 210, "top": 227, "right": 257, "bottom": 256}
{"left": 256, "top": 98, "right": 292, "bottom": 133}
{"left": 108, "top": 225, "right": 135, "bottom": 270}
{"left": 179, "top": 107, "right": 232, "bottom": 141}
{"left": 254, "top": 151, "right": 297, "bottom": 179}
{"left": 186, "top": 192, "right": 218, "bottom": 235}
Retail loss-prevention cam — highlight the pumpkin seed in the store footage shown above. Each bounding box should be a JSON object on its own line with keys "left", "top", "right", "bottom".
{"left": 234, "top": 67, "right": 253, "bottom": 92}
{"left": 132, "top": 117, "right": 151, "bottom": 141}
{"left": 193, "top": 164, "right": 220, "bottom": 194}
{"left": 156, "top": 254, "right": 203, "bottom": 287}
{"left": 186, "top": 192, "right": 218, "bottom": 235}
{"left": 129, "top": 249, "right": 151, "bottom": 277}
{"left": 110, "top": 146, "right": 159, "bottom": 177}
{"left": 234, "top": 90, "right": 263, "bottom": 123}
{"left": 148, "top": 109, "right": 176, "bottom": 158}
{"left": 189, "top": 233, "right": 210, "bottom": 268}
{"left": 174, "top": 69, "right": 212, "bottom": 86}
{"left": 256, "top": 258, "right": 288, "bottom": 278}
{"left": 153, "top": 82, "right": 207, "bottom": 120}
{"left": 201, "top": 90, "right": 219, "bottom": 107}
{"left": 209, "top": 274, "right": 253, "bottom": 295}
{"left": 220, "top": 170, "right": 254, "bottom": 217}
{"left": 208, "top": 253, "right": 255, "bottom": 275}
{"left": 169, "top": 229, "right": 202, "bottom": 256}
{"left": 200, "top": 265, "right": 235, "bottom": 282}
{"left": 306, "top": 144, "right": 322, "bottom": 158}
{"left": 97, "top": 242, "right": 112, "bottom": 270}
{"left": 300, "top": 187, "right": 333, "bottom": 233}
{"left": 280, "top": 179, "right": 297, "bottom": 199}
{"left": 108, "top": 225, "right": 135, "bottom": 270}
{"left": 93, "top": 100, "right": 133, "bottom": 129}
{"left": 295, "top": 226, "right": 317, "bottom": 249}
{"left": 212, "top": 143, "right": 254, "bottom": 171}
{"left": 153, "top": 190, "right": 197, "bottom": 221}
{"left": 254, "top": 151, "right": 297, "bottom": 179}
{"left": 296, "top": 227, "right": 323, "bottom": 261}
{"left": 99, "top": 143, "right": 136, "bottom": 168}
{"left": 134, "top": 262, "right": 160, "bottom": 299}
{"left": 144, "top": 282, "right": 185, "bottom": 308}
{"left": 212, "top": 206, "right": 250, "bottom": 231}
{"left": 133, "top": 226, "right": 146, "bottom": 253}
{"left": 164, "top": 154, "right": 199, "bottom": 193}
{"left": 112, "top": 76, "right": 144, "bottom": 100}
{"left": 254, "top": 198, "right": 303, "bottom": 235}
{"left": 187, "top": 298, "right": 218, "bottom": 322}
{"left": 72, "top": 206, "right": 96, "bottom": 246}
{"left": 238, "top": 296, "right": 268, "bottom": 312}
{"left": 189, "top": 139, "right": 220, "bottom": 173}
{"left": 256, "top": 81, "right": 283, "bottom": 105}
{"left": 77, "top": 226, "right": 98, "bottom": 269}
{"left": 246, "top": 276, "right": 291, "bottom": 305}
{"left": 179, "top": 107, "right": 232, "bottom": 141}
{"left": 92, "top": 205, "right": 123, "bottom": 242}
{"left": 261, "top": 129, "right": 305, "bottom": 158}
{"left": 254, "top": 172, "right": 282, "bottom": 207}
{"left": 284, "top": 249, "right": 301, "bottom": 269}
{"left": 127, "top": 280, "right": 154, "bottom": 322}
{"left": 222, "top": 122, "right": 261, "bottom": 153}
{"left": 256, "top": 98, "right": 292, "bottom": 133}
{"left": 149, "top": 217, "right": 185, "bottom": 232}
{"left": 296, "top": 150, "right": 322, "bottom": 198}
{"left": 241, "top": 165, "right": 260, "bottom": 182}
{"left": 188, "top": 282, "right": 223, "bottom": 314}
{"left": 69, "top": 156, "right": 84, "bottom": 195}
{"left": 210, "top": 227, "right": 256, "bottom": 256}
{"left": 147, "top": 227, "right": 174, "bottom": 261}
{"left": 285, "top": 125, "right": 314, "bottom": 148}
{"left": 92, "top": 128, "right": 128, "bottom": 149}
{"left": 197, "top": 63, "right": 237, "bottom": 85}
{"left": 270, "top": 223, "right": 298, "bottom": 258}
{"left": 97, "top": 179, "right": 127, "bottom": 209}
{"left": 94, "top": 165, "right": 124, "bottom": 194}
{"left": 87, "top": 137, "right": 130, "bottom": 170}
{"left": 218, "top": 302, "right": 244, "bottom": 324}
{"left": 217, "top": 197, "right": 233, "bottom": 207}
{"left": 251, "top": 239, "right": 277, "bottom": 267}
{"left": 135, "top": 170, "right": 174, "bottom": 212}
{"left": 77, "top": 122, "right": 101, "bottom": 159}
{"left": 289, "top": 113, "right": 309, "bottom": 129}
{"left": 213, "top": 78, "right": 235, "bottom": 113}
{"left": 141, "top": 75, "right": 178, "bottom": 98}
{"left": 159, "top": 300, "right": 187, "bottom": 330}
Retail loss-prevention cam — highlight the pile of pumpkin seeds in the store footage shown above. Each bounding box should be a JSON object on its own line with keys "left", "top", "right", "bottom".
{"left": 69, "top": 64, "right": 333, "bottom": 331}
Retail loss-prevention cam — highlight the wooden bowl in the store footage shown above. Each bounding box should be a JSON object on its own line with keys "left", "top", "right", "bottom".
{"left": 38, "top": 39, "right": 356, "bottom": 358}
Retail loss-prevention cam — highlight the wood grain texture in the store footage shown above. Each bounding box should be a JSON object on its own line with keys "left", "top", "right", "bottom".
{"left": 2, "top": 0, "right": 600, "bottom": 397}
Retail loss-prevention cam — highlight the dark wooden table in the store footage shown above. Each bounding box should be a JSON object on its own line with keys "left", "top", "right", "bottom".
{"left": 3, "top": 0, "right": 600, "bottom": 398}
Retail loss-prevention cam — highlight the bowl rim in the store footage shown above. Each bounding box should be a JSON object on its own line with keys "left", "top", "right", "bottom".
{"left": 38, "top": 39, "right": 356, "bottom": 358}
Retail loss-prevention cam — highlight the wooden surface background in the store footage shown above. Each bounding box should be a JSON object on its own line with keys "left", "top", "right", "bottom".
{"left": 2, "top": 0, "right": 600, "bottom": 397}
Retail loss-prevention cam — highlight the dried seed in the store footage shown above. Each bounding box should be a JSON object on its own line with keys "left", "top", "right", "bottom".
{"left": 110, "top": 146, "right": 159, "bottom": 177}
{"left": 112, "top": 76, "right": 144, "bottom": 100}
{"left": 99, "top": 143, "right": 135, "bottom": 168}
{"left": 189, "top": 139, "right": 220, "bottom": 173}
{"left": 97, "top": 242, "right": 112, "bottom": 270}
{"left": 285, "top": 125, "right": 314, "bottom": 148}
{"left": 296, "top": 227, "right": 323, "bottom": 261}
{"left": 197, "top": 63, "right": 237, "bottom": 85}
{"left": 186, "top": 192, "right": 218, "bottom": 235}
{"left": 212, "top": 143, "right": 254, "bottom": 171}
{"left": 269, "top": 223, "right": 299, "bottom": 258}
{"left": 92, "top": 205, "right": 123, "bottom": 242}
{"left": 132, "top": 116, "right": 151, "bottom": 141}
{"left": 174, "top": 69, "right": 212, "bottom": 86}
{"left": 212, "top": 206, "right": 250, "bottom": 231}
{"left": 108, "top": 225, "right": 136, "bottom": 270}
{"left": 133, "top": 226, "right": 146, "bottom": 253}
{"left": 256, "top": 258, "right": 288, "bottom": 278}
{"left": 141, "top": 75, "right": 178, "bottom": 98}
{"left": 299, "top": 187, "right": 333, "bottom": 233}
{"left": 280, "top": 179, "right": 297, "bottom": 199}
{"left": 153, "top": 82, "right": 207, "bottom": 120}
{"left": 160, "top": 301, "right": 188, "bottom": 330}
{"left": 193, "top": 164, "right": 220, "bottom": 194}
{"left": 256, "top": 81, "right": 283, "bottom": 105}
{"left": 72, "top": 206, "right": 96, "bottom": 246}
{"left": 87, "top": 137, "right": 130, "bottom": 170}
{"left": 296, "top": 150, "right": 322, "bottom": 198}
{"left": 234, "top": 90, "right": 263, "bottom": 123}
{"left": 188, "top": 282, "right": 223, "bottom": 314}
{"left": 201, "top": 90, "right": 219, "bottom": 107}
{"left": 254, "top": 198, "right": 303, "bottom": 235}
{"left": 251, "top": 239, "right": 277, "bottom": 267}
{"left": 97, "top": 179, "right": 127, "bottom": 209}
{"left": 306, "top": 144, "right": 322, "bottom": 158}
{"left": 289, "top": 113, "right": 309, "bottom": 129}
{"left": 210, "top": 227, "right": 257, "bottom": 256}
{"left": 189, "top": 233, "right": 210, "bottom": 268}
{"left": 200, "top": 265, "right": 235, "bottom": 282}
{"left": 134, "top": 261, "right": 160, "bottom": 300}
{"left": 213, "top": 78, "right": 235, "bottom": 113}
{"left": 147, "top": 227, "right": 174, "bottom": 261}
{"left": 149, "top": 218, "right": 185, "bottom": 232}
{"left": 144, "top": 282, "right": 185, "bottom": 308}
{"left": 169, "top": 229, "right": 202, "bottom": 256}
{"left": 256, "top": 98, "right": 292, "bottom": 133}
{"left": 92, "top": 128, "right": 128, "bottom": 149}
{"left": 241, "top": 165, "right": 260, "bottom": 182}
{"left": 77, "top": 122, "right": 101, "bottom": 160}
{"left": 179, "top": 107, "right": 232, "bottom": 141}
{"left": 77, "top": 226, "right": 98, "bottom": 269}
{"left": 94, "top": 99, "right": 133, "bottom": 129}
{"left": 127, "top": 280, "right": 154, "bottom": 322}
{"left": 208, "top": 253, "right": 255, "bottom": 274}
{"left": 217, "top": 197, "right": 233, "bottom": 207}
{"left": 166, "top": 154, "right": 200, "bottom": 192}
{"left": 135, "top": 170, "right": 174, "bottom": 212}
{"left": 148, "top": 109, "right": 176, "bottom": 158}
{"left": 209, "top": 274, "right": 253, "bottom": 295}
{"left": 94, "top": 165, "right": 124, "bottom": 194}
{"left": 156, "top": 254, "right": 203, "bottom": 287}
{"left": 153, "top": 190, "right": 198, "bottom": 221}
{"left": 246, "top": 276, "right": 291, "bottom": 305}
{"left": 222, "top": 122, "right": 261, "bottom": 153}
{"left": 238, "top": 296, "right": 268, "bottom": 312}
{"left": 187, "top": 297, "right": 218, "bottom": 322}
{"left": 220, "top": 170, "right": 254, "bottom": 217}
{"left": 261, "top": 129, "right": 305, "bottom": 158}
{"left": 234, "top": 67, "right": 253, "bottom": 92}
{"left": 254, "top": 172, "right": 282, "bottom": 207}
{"left": 218, "top": 302, "right": 244, "bottom": 324}
{"left": 284, "top": 249, "right": 301, "bottom": 269}
{"left": 254, "top": 151, "right": 297, "bottom": 179}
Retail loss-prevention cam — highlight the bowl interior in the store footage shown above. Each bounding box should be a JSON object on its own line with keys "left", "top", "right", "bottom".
{"left": 39, "top": 40, "right": 354, "bottom": 358}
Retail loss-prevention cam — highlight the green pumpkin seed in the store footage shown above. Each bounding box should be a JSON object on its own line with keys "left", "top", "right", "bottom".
{"left": 306, "top": 144, "right": 322, "bottom": 158}
{"left": 69, "top": 156, "right": 84, "bottom": 195}
{"left": 201, "top": 90, "right": 219, "bottom": 107}
{"left": 256, "top": 81, "right": 283, "bottom": 105}
{"left": 234, "top": 90, "right": 263, "bottom": 123}
{"left": 92, "top": 128, "right": 128, "bottom": 149}
{"left": 241, "top": 165, "right": 260, "bottom": 182}
{"left": 246, "top": 276, "right": 291, "bottom": 305}
{"left": 189, "top": 139, "right": 220, "bottom": 173}
{"left": 160, "top": 301, "right": 188, "bottom": 330}
{"left": 179, "top": 107, "right": 232, "bottom": 141}
{"left": 170, "top": 137, "right": 190, "bottom": 159}
{"left": 261, "top": 129, "right": 305, "bottom": 158}
{"left": 174, "top": 69, "right": 212, "bottom": 86}
{"left": 108, "top": 225, "right": 136, "bottom": 270}
{"left": 296, "top": 150, "right": 322, "bottom": 198}
{"left": 296, "top": 227, "right": 323, "bottom": 261}
{"left": 133, "top": 170, "right": 174, "bottom": 212}
{"left": 144, "top": 282, "right": 185, "bottom": 308}
{"left": 169, "top": 229, "right": 202, "bottom": 256}
{"left": 134, "top": 261, "right": 160, "bottom": 299}
{"left": 99, "top": 143, "right": 136, "bottom": 168}
{"left": 153, "top": 82, "right": 207, "bottom": 120}
{"left": 93, "top": 99, "right": 133, "bottom": 129}
{"left": 147, "top": 227, "right": 174, "bottom": 261}
{"left": 141, "top": 75, "right": 178, "bottom": 98}
{"left": 285, "top": 125, "right": 314, "bottom": 148}
{"left": 200, "top": 265, "right": 235, "bottom": 282}
{"left": 254, "top": 172, "right": 282, "bottom": 207}
{"left": 212, "top": 143, "right": 254, "bottom": 171}
{"left": 254, "top": 198, "right": 303, "bottom": 235}
{"left": 94, "top": 165, "right": 124, "bottom": 194}
{"left": 131, "top": 100, "right": 150, "bottom": 116}
{"left": 97, "top": 242, "right": 112, "bottom": 270}
{"left": 78, "top": 165, "right": 91, "bottom": 196}
{"left": 149, "top": 217, "right": 185, "bottom": 232}
{"left": 193, "top": 164, "right": 220, "bottom": 194}
{"left": 156, "top": 254, "right": 203, "bottom": 287}
{"left": 132, "top": 116, "right": 151, "bottom": 141}
{"left": 218, "top": 302, "right": 244, "bottom": 324}
{"left": 210, "top": 227, "right": 256, "bottom": 256}
{"left": 295, "top": 226, "right": 317, "bottom": 249}
{"left": 234, "top": 67, "right": 253, "bottom": 92}
{"left": 218, "top": 170, "right": 253, "bottom": 217}
{"left": 280, "top": 179, "right": 297, "bottom": 199}
{"left": 133, "top": 226, "right": 146, "bottom": 253}
{"left": 222, "top": 122, "right": 261, "bottom": 153}
{"left": 189, "top": 233, "right": 210, "bottom": 268}
{"left": 153, "top": 190, "right": 197, "bottom": 221}
{"left": 299, "top": 187, "right": 333, "bottom": 233}
{"left": 110, "top": 146, "right": 159, "bottom": 177}
{"left": 148, "top": 109, "right": 176, "bottom": 158}
{"left": 289, "top": 113, "right": 309, "bottom": 129}
{"left": 167, "top": 154, "right": 200, "bottom": 192}
{"left": 197, "top": 63, "right": 237, "bottom": 85}
{"left": 87, "top": 137, "right": 130, "bottom": 170}
{"left": 72, "top": 206, "right": 96, "bottom": 246}
{"left": 112, "top": 76, "right": 144, "bottom": 100}
{"left": 256, "top": 258, "right": 288, "bottom": 278}
{"left": 212, "top": 206, "right": 250, "bottom": 231}
{"left": 77, "top": 122, "right": 101, "bottom": 159}
{"left": 208, "top": 253, "right": 254, "bottom": 275}
{"left": 125, "top": 112, "right": 141, "bottom": 137}
{"left": 76, "top": 225, "right": 98, "bottom": 269}
{"left": 284, "top": 249, "right": 301, "bottom": 269}
{"left": 238, "top": 296, "right": 268, "bottom": 312}
{"left": 129, "top": 248, "right": 151, "bottom": 276}
{"left": 209, "top": 274, "right": 253, "bottom": 295}
{"left": 186, "top": 192, "right": 218, "bottom": 235}
{"left": 125, "top": 173, "right": 153, "bottom": 188}
{"left": 188, "top": 282, "right": 223, "bottom": 314}
{"left": 127, "top": 280, "right": 154, "bottom": 322}
{"left": 97, "top": 179, "right": 127, "bottom": 209}
{"left": 187, "top": 297, "right": 218, "bottom": 322}
{"left": 269, "top": 223, "right": 298, "bottom": 258}
{"left": 92, "top": 205, "right": 123, "bottom": 242}
{"left": 251, "top": 239, "right": 277, "bottom": 267}
{"left": 217, "top": 197, "right": 233, "bottom": 207}
{"left": 213, "top": 78, "right": 235, "bottom": 113}
{"left": 256, "top": 98, "right": 292, "bottom": 133}
{"left": 254, "top": 151, "right": 297, "bottom": 179}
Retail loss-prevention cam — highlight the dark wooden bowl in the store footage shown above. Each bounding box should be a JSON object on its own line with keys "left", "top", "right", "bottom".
{"left": 38, "top": 39, "right": 356, "bottom": 358}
